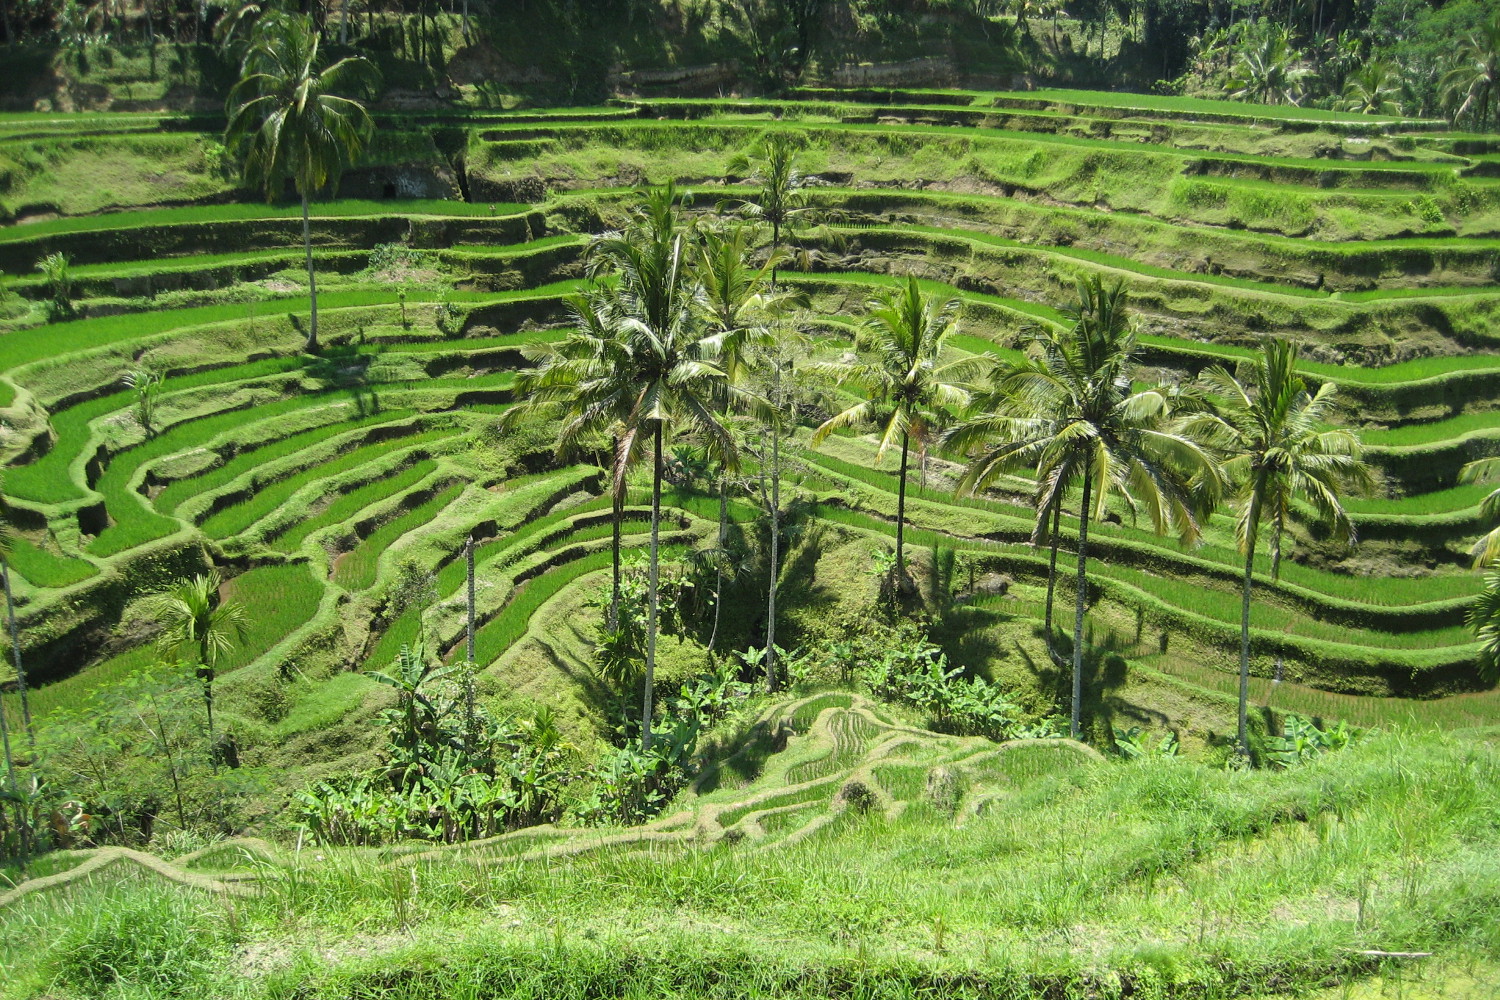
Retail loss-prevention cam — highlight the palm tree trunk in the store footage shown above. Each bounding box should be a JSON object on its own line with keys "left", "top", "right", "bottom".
{"left": 642, "top": 421, "right": 664, "bottom": 753}
{"left": 204, "top": 670, "right": 215, "bottom": 745}
{"left": 895, "top": 431, "right": 910, "bottom": 589}
{"left": 3, "top": 562, "right": 32, "bottom": 745}
{"left": 1044, "top": 503, "right": 1060, "bottom": 653}
{"left": 0, "top": 688, "right": 28, "bottom": 863}
{"left": 465, "top": 535, "right": 476, "bottom": 665}
{"left": 765, "top": 415, "right": 781, "bottom": 692}
{"left": 1238, "top": 542, "right": 1254, "bottom": 759}
{"left": 340, "top": 0, "right": 350, "bottom": 44}
{"left": 1071, "top": 467, "right": 1092, "bottom": 741}
{"left": 610, "top": 451, "right": 623, "bottom": 631}
{"left": 708, "top": 473, "right": 726, "bottom": 655}
{"left": 771, "top": 219, "right": 781, "bottom": 288}
{"left": 302, "top": 192, "right": 319, "bottom": 353}
{"left": 2, "top": 0, "right": 15, "bottom": 50}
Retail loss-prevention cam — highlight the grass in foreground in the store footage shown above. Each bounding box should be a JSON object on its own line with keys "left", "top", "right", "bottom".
{"left": 0, "top": 727, "right": 1494, "bottom": 999}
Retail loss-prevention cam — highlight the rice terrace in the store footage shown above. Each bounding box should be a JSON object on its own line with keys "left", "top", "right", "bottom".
{"left": 1, "top": 1, "right": 1500, "bottom": 998}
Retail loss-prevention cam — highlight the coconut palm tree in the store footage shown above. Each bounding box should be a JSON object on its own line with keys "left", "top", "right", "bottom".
{"left": 724, "top": 132, "right": 815, "bottom": 287}
{"left": 225, "top": 12, "right": 379, "bottom": 353}
{"left": 945, "top": 278, "right": 1220, "bottom": 739}
{"left": 1338, "top": 59, "right": 1404, "bottom": 116}
{"left": 1441, "top": 9, "right": 1500, "bottom": 131}
{"left": 511, "top": 186, "right": 751, "bottom": 751}
{"left": 810, "top": 276, "right": 976, "bottom": 592}
{"left": 1184, "top": 339, "right": 1370, "bottom": 759}
{"left": 149, "top": 571, "right": 249, "bottom": 750}
{"left": 695, "top": 222, "right": 804, "bottom": 673}
{"left": 1227, "top": 27, "right": 1309, "bottom": 106}
{"left": 588, "top": 186, "right": 752, "bottom": 749}
{"left": 507, "top": 290, "right": 639, "bottom": 629}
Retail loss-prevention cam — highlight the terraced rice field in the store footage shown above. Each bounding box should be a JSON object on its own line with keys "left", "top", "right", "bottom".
{"left": 1, "top": 88, "right": 1496, "bottom": 735}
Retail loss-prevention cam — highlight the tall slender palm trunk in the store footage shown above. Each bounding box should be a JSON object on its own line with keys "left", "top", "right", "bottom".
{"left": 609, "top": 435, "right": 623, "bottom": 631}
{"left": 895, "top": 432, "right": 910, "bottom": 588}
{"left": 770, "top": 220, "right": 781, "bottom": 288}
{"left": 465, "top": 534, "right": 477, "bottom": 737}
{"left": 199, "top": 664, "right": 216, "bottom": 753}
{"left": 765, "top": 416, "right": 781, "bottom": 692}
{"left": 0, "top": 688, "right": 27, "bottom": 862}
{"left": 302, "top": 192, "right": 319, "bottom": 353}
{"left": 465, "top": 535, "right": 476, "bottom": 665}
{"left": 1071, "top": 468, "right": 1093, "bottom": 740}
{"left": 3, "top": 562, "right": 32, "bottom": 744}
{"left": 1044, "top": 503, "right": 1061, "bottom": 654}
{"left": 642, "top": 422, "right": 664, "bottom": 753}
{"left": 1238, "top": 543, "right": 1255, "bottom": 759}
{"left": 707, "top": 474, "right": 726, "bottom": 655}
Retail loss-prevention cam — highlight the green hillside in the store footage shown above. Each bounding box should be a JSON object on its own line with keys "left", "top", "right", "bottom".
{"left": 2, "top": 1, "right": 1500, "bottom": 996}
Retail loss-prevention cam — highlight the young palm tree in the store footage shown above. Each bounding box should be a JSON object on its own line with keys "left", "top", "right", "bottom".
{"left": 225, "top": 12, "right": 379, "bottom": 353}
{"left": 724, "top": 132, "right": 814, "bottom": 286}
{"left": 945, "top": 278, "right": 1220, "bottom": 739}
{"left": 1441, "top": 9, "right": 1500, "bottom": 130}
{"left": 810, "top": 276, "right": 975, "bottom": 591}
{"left": 1228, "top": 28, "right": 1309, "bottom": 106}
{"left": 149, "top": 571, "right": 250, "bottom": 748}
{"left": 1185, "top": 339, "right": 1370, "bottom": 759}
{"left": 1337, "top": 59, "right": 1404, "bottom": 116}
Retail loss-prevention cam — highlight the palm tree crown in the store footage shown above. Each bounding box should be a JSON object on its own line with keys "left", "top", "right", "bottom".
{"left": 724, "top": 132, "right": 813, "bottom": 285}
{"left": 1228, "top": 28, "right": 1310, "bottom": 106}
{"left": 1441, "top": 8, "right": 1500, "bottom": 130}
{"left": 149, "top": 571, "right": 250, "bottom": 743}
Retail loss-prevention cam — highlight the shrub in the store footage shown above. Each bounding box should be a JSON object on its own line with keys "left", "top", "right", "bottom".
{"left": 1264, "top": 714, "right": 1361, "bottom": 769}
{"left": 35, "top": 250, "right": 73, "bottom": 317}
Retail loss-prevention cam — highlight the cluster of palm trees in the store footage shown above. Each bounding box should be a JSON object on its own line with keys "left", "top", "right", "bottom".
{"left": 509, "top": 172, "right": 1374, "bottom": 758}
{"left": 502, "top": 185, "right": 783, "bottom": 752}
{"left": 1198, "top": 8, "right": 1498, "bottom": 127}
